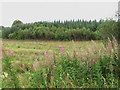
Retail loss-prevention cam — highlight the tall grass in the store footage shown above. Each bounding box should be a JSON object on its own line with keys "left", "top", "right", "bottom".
{"left": 1, "top": 38, "right": 119, "bottom": 88}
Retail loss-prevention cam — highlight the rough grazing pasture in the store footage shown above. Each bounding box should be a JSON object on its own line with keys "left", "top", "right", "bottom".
{"left": 1, "top": 39, "right": 119, "bottom": 88}
{"left": 3, "top": 40, "right": 103, "bottom": 61}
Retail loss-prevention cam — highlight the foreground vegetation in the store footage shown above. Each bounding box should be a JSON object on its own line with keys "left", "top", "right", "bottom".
{"left": 1, "top": 37, "right": 119, "bottom": 88}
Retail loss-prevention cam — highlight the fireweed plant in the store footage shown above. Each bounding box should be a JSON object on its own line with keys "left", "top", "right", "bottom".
{"left": 1, "top": 37, "right": 119, "bottom": 88}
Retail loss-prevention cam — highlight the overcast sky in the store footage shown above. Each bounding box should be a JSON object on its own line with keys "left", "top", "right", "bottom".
{"left": 1, "top": 2, "right": 118, "bottom": 27}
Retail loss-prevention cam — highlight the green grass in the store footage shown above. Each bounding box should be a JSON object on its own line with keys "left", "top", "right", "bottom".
{"left": 1, "top": 39, "right": 119, "bottom": 88}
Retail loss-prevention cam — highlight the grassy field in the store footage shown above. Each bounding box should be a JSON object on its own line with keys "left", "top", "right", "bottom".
{"left": 1, "top": 39, "right": 119, "bottom": 88}
{"left": 2, "top": 40, "right": 103, "bottom": 62}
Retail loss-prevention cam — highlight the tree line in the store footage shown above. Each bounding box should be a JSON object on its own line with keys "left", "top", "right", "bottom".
{"left": 1, "top": 19, "right": 118, "bottom": 41}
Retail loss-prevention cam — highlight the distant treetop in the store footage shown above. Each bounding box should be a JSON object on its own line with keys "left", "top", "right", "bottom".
{"left": 12, "top": 20, "right": 23, "bottom": 26}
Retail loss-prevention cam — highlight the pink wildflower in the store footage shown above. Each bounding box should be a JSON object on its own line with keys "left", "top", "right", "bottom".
{"left": 58, "top": 46, "right": 62, "bottom": 48}
{"left": 44, "top": 51, "right": 48, "bottom": 57}
{"left": 22, "top": 64, "right": 25, "bottom": 68}
{"left": 0, "top": 75, "right": 2, "bottom": 78}
{"left": 0, "top": 57, "right": 4, "bottom": 59}
{"left": 8, "top": 51, "right": 13, "bottom": 55}
{"left": 0, "top": 52, "right": 2, "bottom": 54}
{"left": 21, "top": 64, "right": 26, "bottom": 70}
{"left": 38, "top": 50, "right": 41, "bottom": 53}
{"left": 61, "top": 47, "right": 64, "bottom": 51}
{"left": 60, "top": 48, "right": 65, "bottom": 55}
{"left": 58, "top": 46, "right": 65, "bottom": 54}
{"left": 87, "top": 48, "right": 90, "bottom": 52}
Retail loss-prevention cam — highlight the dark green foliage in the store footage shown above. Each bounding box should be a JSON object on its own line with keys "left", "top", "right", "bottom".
{"left": 1, "top": 19, "right": 118, "bottom": 41}
{"left": 58, "top": 56, "right": 119, "bottom": 88}
{"left": 97, "top": 20, "right": 118, "bottom": 40}
{"left": 28, "top": 70, "right": 48, "bottom": 88}
{"left": 24, "top": 56, "right": 119, "bottom": 88}
{"left": 12, "top": 20, "right": 23, "bottom": 26}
